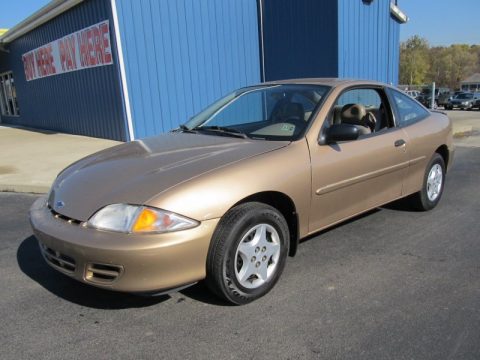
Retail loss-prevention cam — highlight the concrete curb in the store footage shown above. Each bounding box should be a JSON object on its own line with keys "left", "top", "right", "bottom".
{"left": 453, "top": 125, "right": 474, "bottom": 138}
{"left": 0, "top": 185, "right": 49, "bottom": 194}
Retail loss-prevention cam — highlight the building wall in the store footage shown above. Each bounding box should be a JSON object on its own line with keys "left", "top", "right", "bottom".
{"left": 388, "top": 12, "right": 400, "bottom": 85}
{"left": 0, "top": 0, "right": 128, "bottom": 140}
{"left": 338, "top": 0, "right": 401, "bottom": 85}
{"left": 0, "top": 52, "right": 8, "bottom": 72}
{"left": 261, "top": 0, "right": 338, "bottom": 81}
{"left": 115, "top": 0, "right": 261, "bottom": 139}
{"left": 1, "top": 0, "right": 403, "bottom": 140}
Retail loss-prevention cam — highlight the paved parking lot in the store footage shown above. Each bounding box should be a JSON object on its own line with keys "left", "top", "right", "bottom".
{"left": 446, "top": 109, "right": 480, "bottom": 147}
{"left": 1, "top": 146, "right": 479, "bottom": 359}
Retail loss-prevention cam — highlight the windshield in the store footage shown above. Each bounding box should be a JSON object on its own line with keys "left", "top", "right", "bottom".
{"left": 456, "top": 93, "right": 473, "bottom": 99}
{"left": 184, "top": 84, "right": 331, "bottom": 141}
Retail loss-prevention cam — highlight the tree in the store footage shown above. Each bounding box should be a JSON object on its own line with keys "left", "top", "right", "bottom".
{"left": 400, "top": 36, "right": 480, "bottom": 89}
{"left": 399, "top": 35, "right": 429, "bottom": 85}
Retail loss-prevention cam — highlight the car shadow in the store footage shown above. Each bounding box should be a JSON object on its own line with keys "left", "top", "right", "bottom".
{"left": 298, "top": 196, "right": 419, "bottom": 246}
{"left": 179, "top": 282, "right": 231, "bottom": 306}
{"left": 17, "top": 235, "right": 170, "bottom": 309}
{"left": 380, "top": 196, "right": 420, "bottom": 212}
{"left": 299, "top": 208, "right": 381, "bottom": 246}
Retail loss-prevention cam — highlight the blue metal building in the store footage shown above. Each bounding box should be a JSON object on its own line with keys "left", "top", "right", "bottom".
{"left": 0, "top": 0, "right": 407, "bottom": 141}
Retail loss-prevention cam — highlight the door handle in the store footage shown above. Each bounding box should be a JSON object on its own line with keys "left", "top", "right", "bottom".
{"left": 394, "top": 139, "right": 406, "bottom": 147}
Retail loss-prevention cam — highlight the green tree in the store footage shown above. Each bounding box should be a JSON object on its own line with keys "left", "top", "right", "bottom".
{"left": 400, "top": 36, "right": 480, "bottom": 89}
{"left": 399, "top": 35, "right": 429, "bottom": 85}
{"left": 446, "top": 45, "right": 476, "bottom": 89}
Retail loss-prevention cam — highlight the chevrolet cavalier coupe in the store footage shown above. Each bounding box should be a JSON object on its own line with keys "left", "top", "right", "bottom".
{"left": 30, "top": 79, "right": 454, "bottom": 305}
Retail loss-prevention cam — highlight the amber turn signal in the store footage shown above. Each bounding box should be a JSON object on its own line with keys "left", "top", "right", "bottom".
{"left": 132, "top": 208, "right": 158, "bottom": 232}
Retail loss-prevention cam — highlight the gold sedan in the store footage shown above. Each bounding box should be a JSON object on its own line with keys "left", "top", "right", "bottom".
{"left": 30, "top": 79, "right": 454, "bottom": 304}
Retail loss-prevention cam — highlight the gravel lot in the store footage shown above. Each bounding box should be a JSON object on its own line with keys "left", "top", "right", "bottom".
{"left": 1, "top": 147, "right": 479, "bottom": 360}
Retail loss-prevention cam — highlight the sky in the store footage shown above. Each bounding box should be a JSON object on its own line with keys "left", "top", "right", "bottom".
{"left": 0, "top": 0, "right": 479, "bottom": 47}
{"left": 0, "top": 0, "right": 50, "bottom": 29}
{"left": 397, "top": 0, "right": 479, "bottom": 46}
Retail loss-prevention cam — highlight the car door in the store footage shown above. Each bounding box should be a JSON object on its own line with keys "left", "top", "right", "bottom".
{"left": 387, "top": 88, "right": 442, "bottom": 195}
{"left": 308, "top": 87, "right": 410, "bottom": 233}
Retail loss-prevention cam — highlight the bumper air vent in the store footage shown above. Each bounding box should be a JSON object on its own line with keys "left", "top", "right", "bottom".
{"left": 85, "top": 263, "right": 123, "bottom": 284}
{"left": 40, "top": 243, "right": 76, "bottom": 274}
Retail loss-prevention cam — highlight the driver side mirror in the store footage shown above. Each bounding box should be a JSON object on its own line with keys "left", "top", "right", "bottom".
{"left": 323, "top": 123, "right": 360, "bottom": 144}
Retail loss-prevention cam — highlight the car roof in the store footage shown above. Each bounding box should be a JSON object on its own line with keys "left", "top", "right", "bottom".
{"left": 260, "top": 78, "right": 387, "bottom": 88}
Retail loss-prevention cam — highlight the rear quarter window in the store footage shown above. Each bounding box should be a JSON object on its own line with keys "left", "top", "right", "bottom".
{"left": 390, "top": 89, "right": 430, "bottom": 127}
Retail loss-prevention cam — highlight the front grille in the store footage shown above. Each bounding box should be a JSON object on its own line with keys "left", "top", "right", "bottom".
{"left": 47, "top": 204, "right": 82, "bottom": 226}
{"left": 85, "top": 263, "right": 123, "bottom": 284}
{"left": 40, "top": 243, "right": 76, "bottom": 274}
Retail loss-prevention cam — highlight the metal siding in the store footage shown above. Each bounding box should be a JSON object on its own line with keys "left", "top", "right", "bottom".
{"left": 338, "top": 0, "right": 400, "bottom": 85}
{"left": 1, "top": 0, "right": 127, "bottom": 140}
{"left": 0, "top": 52, "right": 8, "bottom": 73}
{"left": 389, "top": 14, "right": 400, "bottom": 85}
{"left": 116, "top": 0, "right": 261, "bottom": 139}
{"left": 262, "top": 0, "right": 338, "bottom": 81}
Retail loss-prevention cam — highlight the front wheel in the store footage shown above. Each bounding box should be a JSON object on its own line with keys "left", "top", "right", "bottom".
{"left": 409, "top": 153, "right": 446, "bottom": 211}
{"left": 206, "top": 202, "right": 289, "bottom": 305}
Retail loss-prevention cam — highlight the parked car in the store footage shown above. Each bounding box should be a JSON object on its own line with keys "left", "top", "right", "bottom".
{"left": 30, "top": 79, "right": 455, "bottom": 305}
{"left": 445, "top": 92, "right": 480, "bottom": 110}
{"left": 405, "top": 90, "right": 420, "bottom": 99}
{"left": 417, "top": 87, "right": 451, "bottom": 108}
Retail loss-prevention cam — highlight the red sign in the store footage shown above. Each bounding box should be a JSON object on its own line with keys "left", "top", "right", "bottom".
{"left": 22, "top": 20, "right": 113, "bottom": 81}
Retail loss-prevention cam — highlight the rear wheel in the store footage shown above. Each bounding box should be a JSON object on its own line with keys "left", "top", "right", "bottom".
{"left": 206, "top": 202, "right": 289, "bottom": 305}
{"left": 409, "top": 153, "right": 445, "bottom": 211}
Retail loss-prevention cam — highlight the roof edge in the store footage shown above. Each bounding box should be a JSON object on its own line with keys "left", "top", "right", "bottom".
{"left": 0, "top": 0, "right": 84, "bottom": 44}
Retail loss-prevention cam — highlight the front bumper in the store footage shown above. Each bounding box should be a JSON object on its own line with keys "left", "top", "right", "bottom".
{"left": 29, "top": 196, "right": 219, "bottom": 293}
{"left": 448, "top": 102, "right": 471, "bottom": 109}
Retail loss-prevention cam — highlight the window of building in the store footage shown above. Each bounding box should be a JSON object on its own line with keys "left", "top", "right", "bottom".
{"left": 0, "top": 72, "right": 20, "bottom": 116}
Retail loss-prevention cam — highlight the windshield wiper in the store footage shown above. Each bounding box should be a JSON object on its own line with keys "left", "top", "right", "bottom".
{"left": 194, "top": 125, "right": 248, "bottom": 139}
{"left": 171, "top": 124, "right": 197, "bottom": 134}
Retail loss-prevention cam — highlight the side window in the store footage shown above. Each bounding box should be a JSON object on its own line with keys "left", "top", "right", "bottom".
{"left": 331, "top": 88, "right": 390, "bottom": 135}
{"left": 336, "top": 89, "right": 381, "bottom": 109}
{"left": 390, "top": 89, "right": 429, "bottom": 127}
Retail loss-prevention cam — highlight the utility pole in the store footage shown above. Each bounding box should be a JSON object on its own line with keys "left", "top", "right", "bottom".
{"left": 431, "top": 82, "right": 436, "bottom": 109}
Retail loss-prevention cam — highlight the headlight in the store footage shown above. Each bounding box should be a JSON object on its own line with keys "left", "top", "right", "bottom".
{"left": 87, "top": 204, "right": 199, "bottom": 234}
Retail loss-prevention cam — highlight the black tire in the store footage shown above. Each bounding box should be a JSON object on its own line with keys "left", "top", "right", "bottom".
{"left": 409, "top": 153, "right": 446, "bottom": 211}
{"left": 206, "top": 202, "right": 289, "bottom": 305}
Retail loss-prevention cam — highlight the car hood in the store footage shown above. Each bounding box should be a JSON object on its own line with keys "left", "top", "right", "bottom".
{"left": 49, "top": 133, "right": 289, "bottom": 221}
